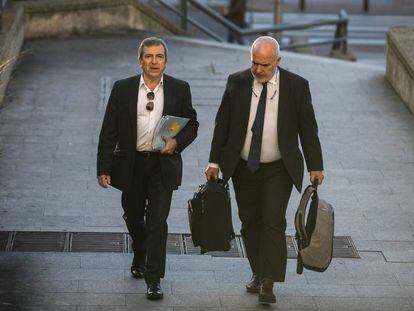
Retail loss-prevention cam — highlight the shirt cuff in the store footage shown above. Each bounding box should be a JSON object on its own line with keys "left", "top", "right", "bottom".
{"left": 208, "top": 163, "right": 220, "bottom": 169}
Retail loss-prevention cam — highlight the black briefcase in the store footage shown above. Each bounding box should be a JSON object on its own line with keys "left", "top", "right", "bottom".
{"left": 188, "top": 179, "right": 235, "bottom": 254}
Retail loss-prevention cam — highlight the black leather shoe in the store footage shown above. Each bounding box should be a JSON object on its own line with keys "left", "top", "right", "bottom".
{"left": 246, "top": 274, "right": 261, "bottom": 293}
{"left": 258, "top": 278, "right": 276, "bottom": 303}
{"left": 147, "top": 282, "right": 163, "bottom": 300}
{"left": 131, "top": 265, "right": 145, "bottom": 279}
{"left": 131, "top": 254, "right": 145, "bottom": 279}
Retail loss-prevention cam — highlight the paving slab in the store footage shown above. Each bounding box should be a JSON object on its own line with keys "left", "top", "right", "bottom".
{"left": 220, "top": 295, "right": 317, "bottom": 309}
{"left": 313, "top": 297, "right": 413, "bottom": 311}
{"left": 354, "top": 285, "right": 412, "bottom": 298}
{"left": 125, "top": 293, "right": 221, "bottom": 308}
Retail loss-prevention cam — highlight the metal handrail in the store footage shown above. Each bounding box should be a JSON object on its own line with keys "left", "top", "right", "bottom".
{"left": 241, "top": 13, "right": 348, "bottom": 35}
{"left": 178, "top": 0, "right": 244, "bottom": 35}
{"left": 150, "top": 0, "right": 350, "bottom": 56}
{"left": 156, "top": 0, "right": 225, "bottom": 42}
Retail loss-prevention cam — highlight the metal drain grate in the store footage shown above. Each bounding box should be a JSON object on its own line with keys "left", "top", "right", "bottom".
{"left": 167, "top": 234, "right": 184, "bottom": 255}
{"left": 237, "top": 236, "right": 298, "bottom": 259}
{"left": 183, "top": 234, "right": 241, "bottom": 257}
{"left": 12, "top": 232, "right": 66, "bottom": 252}
{"left": 0, "top": 231, "right": 360, "bottom": 258}
{"left": 333, "top": 236, "right": 360, "bottom": 258}
{"left": 210, "top": 238, "right": 242, "bottom": 257}
{"left": 0, "top": 231, "right": 10, "bottom": 251}
{"left": 286, "top": 236, "right": 298, "bottom": 259}
{"left": 128, "top": 234, "right": 196, "bottom": 255}
{"left": 71, "top": 232, "right": 125, "bottom": 253}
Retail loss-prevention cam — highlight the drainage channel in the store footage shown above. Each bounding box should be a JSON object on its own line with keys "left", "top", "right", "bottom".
{"left": 0, "top": 231, "right": 359, "bottom": 258}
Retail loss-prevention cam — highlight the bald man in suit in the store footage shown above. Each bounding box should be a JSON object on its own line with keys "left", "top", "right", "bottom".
{"left": 206, "top": 36, "right": 324, "bottom": 304}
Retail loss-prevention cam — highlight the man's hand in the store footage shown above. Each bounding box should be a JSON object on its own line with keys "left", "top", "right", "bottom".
{"left": 310, "top": 171, "right": 324, "bottom": 185}
{"left": 160, "top": 137, "right": 177, "bottom": 155}
{"left": 98, "top": 175, "right": 111, "bottom": 188}
{"left": 205, "top": 166, "right": 219, "bottom": 181}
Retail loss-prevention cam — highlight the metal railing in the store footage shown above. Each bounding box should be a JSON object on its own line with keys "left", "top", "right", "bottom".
{"left": 152, "top": 0, "right": 349, "bottom": 56}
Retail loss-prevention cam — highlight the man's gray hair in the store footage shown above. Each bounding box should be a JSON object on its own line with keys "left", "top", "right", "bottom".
{"left": 138, "top": 37, "right": 168, "bottom": 61}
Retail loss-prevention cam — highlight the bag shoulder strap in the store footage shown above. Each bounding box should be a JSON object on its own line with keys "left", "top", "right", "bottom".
{"left": 295, "top": 183, "right": 318, "bottom": 275}
{"left": 295, "top": 185, "right": 317, "bottom": 243}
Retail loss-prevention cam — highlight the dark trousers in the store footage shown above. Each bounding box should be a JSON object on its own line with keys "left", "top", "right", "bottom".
{"left": 232, "top": 159, "right": 293, "bottom": 282}
{"left": 121, "top": 154, "right": 173, "bottom": 284}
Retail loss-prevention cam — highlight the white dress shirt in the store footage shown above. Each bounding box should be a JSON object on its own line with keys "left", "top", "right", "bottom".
{"left": 136, "top": 75, "right": 164, "bottom": 151}
{"left": 240, "top": 70, "right": 281, "bottom": 162}
{"left": 209, "top": 70, "right": 281, "bottom": 169}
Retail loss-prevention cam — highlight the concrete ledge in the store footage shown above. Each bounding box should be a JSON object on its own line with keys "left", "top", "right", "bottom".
{"left": 386, "top": 27, "right": 414, "bottom": 115}
{"left": 23, "top": 0, "right": 185, "bottom": 39}
{"left": 0, "top": 4, "right": 25, "bottom": 107}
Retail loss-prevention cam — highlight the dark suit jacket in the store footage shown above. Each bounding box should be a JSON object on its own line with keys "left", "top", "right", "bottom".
{"left": 209, "top": 67, "right": 323, "bottom": 193}
{"left": 97, "top": 74, "right": 198, "bottom": 191}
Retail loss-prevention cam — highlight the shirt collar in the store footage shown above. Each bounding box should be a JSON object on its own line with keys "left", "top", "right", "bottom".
{"left": 139, "top": 74, "right": 164, "bottom": 93}
{"left": 253, "top": 69, "right": 278, "bottom": 86}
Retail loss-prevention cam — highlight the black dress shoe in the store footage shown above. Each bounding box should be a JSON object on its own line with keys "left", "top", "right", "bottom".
{"left": 246, "top": 274, "right": 261, "bottom": 293}
{"left": 131, "top": 254, "right": 145, "bottom": 279}
{"left": 130, "top": 265, "right": 145, "bottom": 279}
{"left": 258, "top": 278, "right": 276, "bottom": 303}
{"left": 147, "top": 282, "right": 163, "bottom": 300}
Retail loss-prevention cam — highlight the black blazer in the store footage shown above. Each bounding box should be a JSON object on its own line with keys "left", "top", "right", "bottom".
{"left": 97, "top": 74, "right": 198, "bottom": 191}
{"left": 209, "top": 67, "right": 323, "bottom": 193}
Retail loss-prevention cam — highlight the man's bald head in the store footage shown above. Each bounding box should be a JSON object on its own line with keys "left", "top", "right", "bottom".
{"left": 251, "top": 36, "right": 280, "bottom": 59}
{"left": 250, "top": 36, "right": 281, "bottom": 83}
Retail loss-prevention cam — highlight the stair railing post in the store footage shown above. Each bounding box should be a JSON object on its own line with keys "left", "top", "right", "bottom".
{"left": 363, "top": 0, "right": 369, "bottom": 12}
{"left": 299, "top": 0, "right": 305, "bottom": 11}
{"left": 180, "top": 0, "right": 188, "bottom": 31}
{"left": 331, "top": 10, "right": 348, "bottom": 56}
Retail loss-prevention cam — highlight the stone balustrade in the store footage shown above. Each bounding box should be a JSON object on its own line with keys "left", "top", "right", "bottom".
{"left": 386, "top": 27, "right": 414, "bottom": 115}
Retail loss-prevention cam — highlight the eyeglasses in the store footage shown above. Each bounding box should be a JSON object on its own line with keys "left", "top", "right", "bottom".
{"left": 146, "top": 92, "right": 155, "bottom": 111}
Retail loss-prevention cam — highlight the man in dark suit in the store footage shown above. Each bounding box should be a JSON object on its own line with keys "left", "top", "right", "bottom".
{"left": 97, "top": 37, "right": 198, "bottom": 300}
{"left": 205, "top": 36, "right": 324, "bottom": 304}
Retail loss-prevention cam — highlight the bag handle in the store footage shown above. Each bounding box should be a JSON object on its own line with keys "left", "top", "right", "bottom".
{"left": 312, "top": 179, "right": 318, "bottom": 190}
{"left": 206, "top": 177, "right": 228, "bottom": 186}
{"left": 295, "top": 186, "right": 317, "bottom": 240}
{"left": 295, "top": 179, "right": 320, "bottom": 274}
{"left": 295, "top": 178, "right": 321, "bottom": 247}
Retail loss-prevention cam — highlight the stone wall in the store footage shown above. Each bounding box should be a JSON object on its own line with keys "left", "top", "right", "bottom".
{"left": 0, "top": 0, "right": 186, "bottom": 107}
{"left": 24, "top": 0, "right": 185, "bottom": 39}
{"left": 0, "top": 4, "right": 25, "bottom": 107}
{"left": 386, "top": 27, "right": 414, "bottom": 115}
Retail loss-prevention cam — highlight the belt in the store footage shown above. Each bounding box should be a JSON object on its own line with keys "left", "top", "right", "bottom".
{"left": 240, "top": 158, "right": 283, "bottom": 165}
{"left": 240, "top": 158, "right": 284, "bottom": 170}
{"left": 136, "top": 151, "right": 159, "bottom": 158}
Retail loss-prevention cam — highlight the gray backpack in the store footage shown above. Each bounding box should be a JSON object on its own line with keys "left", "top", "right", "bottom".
{"left": 295, "top": 181, "right": 334, "bottom": 274}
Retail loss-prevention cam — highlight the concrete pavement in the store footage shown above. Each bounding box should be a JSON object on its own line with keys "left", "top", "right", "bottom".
{"left": 0, "top": 32, "right": 413, "bottom": 310}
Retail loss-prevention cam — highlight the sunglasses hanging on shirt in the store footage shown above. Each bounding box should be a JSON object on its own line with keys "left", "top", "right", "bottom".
{"left": 146, "top": 92, "right": 155, "bottom": 111}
